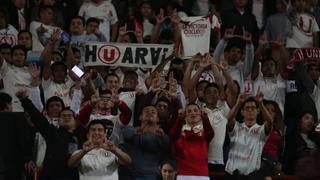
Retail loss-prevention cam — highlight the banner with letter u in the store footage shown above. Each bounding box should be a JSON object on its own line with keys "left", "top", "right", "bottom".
{"left": 84, "top": 42, "right": 174, "bottom": 68}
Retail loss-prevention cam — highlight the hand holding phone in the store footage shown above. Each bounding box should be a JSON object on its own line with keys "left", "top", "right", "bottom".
{"left": 71, "top": 65, "right": 84, "bottom": 78}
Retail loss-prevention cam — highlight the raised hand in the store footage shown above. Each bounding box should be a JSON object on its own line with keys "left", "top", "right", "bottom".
{"left": 150, "top": 72, "right": 162, "bottom": 92}
{"left": 241, "top": 26, "right": 252, "bottom": 43}
{"left": 223, "top": 25, "right": 236, "bottom": 40}
{"left": 118, "top": 24, "right": 128, "bottom": 37}
{"left": 16, "top": 89, "right": 28, "bottom": 100}
{"left": 24, "top": 160, "right": 36, "bottom": 174}
{"left": 170, "top": 9, "right": 181, "bottom": 25}
{"left": 135, "top": 27, "right": 143, "bottom": 40}
{"left": 111, "top": 89, "right": 120, "bottom": 106}
{"left": 168, "top": 72, "right": 178, "bottom": 98}
{"left": 219, "top": 60, "right": 229, "bottom": 71}
{"left": 100, "top": 137, "right": 117, "bottom": 152}
{"left": 259, "top": 32, "right": 268, "bottom": 46}
{"left": 237, "top": 92, "right": 250, "bottom": 105}
{"left": 28, "top": 63, "right": 40, "bottom": 79}
{"left": 37, "top": 24, "right": 48, "bottom": 34}
{"left": 200, "top": 53, "right": 213, "bottom": 68}
{"left": 156, "top": 8, "right": 168, "bottom": 24}
{"left": 82, "top": 140, "right": 95, "bottom": 153}
{"left": 255, "top": 86, "right": 264, "bottom": 103}
{"left": 91, "top": 90, "right": 100, "bottom": 105}
{"left": 191, "top": 52, "right": 202, "bottom": 63}
{"left": 49, "top": 28, "right": 61, "bottom": 43}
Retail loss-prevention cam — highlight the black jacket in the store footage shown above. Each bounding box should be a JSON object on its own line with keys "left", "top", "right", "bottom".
{"left": 20, "top": 98, "right": 79, "bottom": 179}
{"left": 0, "top": 112, "right": 34, "bottom": 179}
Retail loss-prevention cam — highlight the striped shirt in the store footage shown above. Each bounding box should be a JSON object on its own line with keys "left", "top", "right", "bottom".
{"left": 225, "top": 122, "right": 268, "bottom": 175}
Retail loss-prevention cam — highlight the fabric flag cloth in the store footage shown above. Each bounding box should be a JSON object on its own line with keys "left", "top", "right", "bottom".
{"left": 83, "top": 42, "right": 174, "bottom": 68}
{"left": 290, "top": 48, "right": 320, "bottom": 62}
{"left": 119, "top": 91, "right": 136, "bottom": 126}
{"left": 180, "top": 15, "right": 220, "bottom": 58}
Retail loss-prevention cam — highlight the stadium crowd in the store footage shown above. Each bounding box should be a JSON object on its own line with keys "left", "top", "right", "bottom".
{"left": 0, "top": 0, "right": 320, "bottom": 180}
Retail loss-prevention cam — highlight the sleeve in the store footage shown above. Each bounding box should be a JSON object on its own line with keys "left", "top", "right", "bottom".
{"left": 242, "top": 43, "right": 254, "bottom": 78}
{"left": 229, "top": 121, "right": 240, "bottom": 140}
{"left": 168, "top": 117, "right": 185, "bottom": 141}
{"left": 118, "top": 101, "right": 132, "bottom": 126}
{"left": 30, "top": 86, "right": 44, "bottom": 112}
{"left": 0, "top": 59, "right": 9, "bottom": 77}
{"left": 261, "top": 124, "right": 269, "bottom": 141}
{"left": 108, "top": 4, "right": 118, "bottom": 25}
{"left": 220, "top": 101, "right": 230, "bottom": 118}
{"left": 70, "top": 89, "right": 82, "bottom": 114}
{"left": 78, "top": 101, "right": 93, "bottom": 126}
{"left": 312, "top": 17, "right": 320, "bottom": 33}
{"left": 211, "top": 15, "right": 221, "bottom": 32}
{"left": 78, "top": 4, "right": 86, "bottom": 18}
{"left": 20, "top": 98, "right": 53, "bottom": 140}
{"left": 202, "top": 115, "right": 214, "bottom": 142}
{"left": 212, "top": 39, "right": 228, "bottom": 64}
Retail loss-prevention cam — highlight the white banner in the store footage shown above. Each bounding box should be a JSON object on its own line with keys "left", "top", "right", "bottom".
{"left": 180, "top": 15, "right": 220, "bottom": 58}
{"left": 84, "top": 42, "right": 174, "bottom": 68}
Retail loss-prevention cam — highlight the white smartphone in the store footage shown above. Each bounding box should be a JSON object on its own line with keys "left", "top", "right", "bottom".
{"left": 71, "top": 65, "right": 84, "bottom": 78}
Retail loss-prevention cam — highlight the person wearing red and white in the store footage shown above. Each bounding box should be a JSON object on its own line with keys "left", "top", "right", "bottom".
{"left": 286, "top": 0, "right": 319, "bottom": 48}
{"left": 79, "top": 0, "right": 118, "bottom": 42}
{"left": 78, "top": 89, "right": 132, "bottom": 146}
{"left": 169, "top": 103, "right": 214, "bottom": 180}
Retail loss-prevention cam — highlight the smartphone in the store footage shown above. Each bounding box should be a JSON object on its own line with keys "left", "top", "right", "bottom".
{"left": 60, "top": 31, "right": 70, "bottom": 44}
{"left": 71, "top": 65, "right": 84, "bottom": 78}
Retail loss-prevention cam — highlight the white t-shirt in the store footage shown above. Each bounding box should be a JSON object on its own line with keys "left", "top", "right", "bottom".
{"left": 206, "top": 101, "right": 229, "bottom": 165}
{"left": 74, "top": 148, "right": 119, "bottom": 180}
{"left": 79, "top": 1, "right": 118, "bottom": 42}
{"left": 286, "top": 13, "right": 320, "bottom": 48}
{"left": 253, "top": 73, "right": 286, "bottom": 114}
{"left": 0, "top": 61, "right": 32, "bottom": 112}
{"left": 311, "top": 80, "right": 320, "bottom": 121}
{"left": 42, "top": 77, "right": 75, "bottom": 107}
{"left": 29, "top": 21, "right": 59, "bottom": 51}
{"left": 0, "top": 25, "right": 18, "bottom": 46}
{"left": 225, "top": 122, "right": 268, "bottom": 175}
{"left": 143, "top": 20, "right": 154, "bottom": 38}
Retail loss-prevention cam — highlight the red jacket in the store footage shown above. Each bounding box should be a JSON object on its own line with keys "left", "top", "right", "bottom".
{"left": 169, "top": 116, "right": 214, "bottom": 176}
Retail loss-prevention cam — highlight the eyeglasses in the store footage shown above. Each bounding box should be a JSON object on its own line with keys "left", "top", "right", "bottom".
{"left": 100, "top": 95, "right": 112, "bottom": 100}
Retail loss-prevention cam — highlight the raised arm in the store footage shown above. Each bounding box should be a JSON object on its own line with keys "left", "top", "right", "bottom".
{"left": 216, "top": 62, "right": 238, "bottom": 107}
{"left": 227, "top": 93, "right": 247, "bottom": 132}
{"left": 256, "top": 87, "right": 273, "bottom": 134}
{"left": 202, "top": 114, "right": 214, "bottom": 142}
{"left": 189, "top": 54, "right": 212, "bottom": 102}
{"left": 241, "top": 29, "right": 254, "bottom": 78}
{"left": 170, "top": 9, "right": 181, "bottom": 56}
{"left": 145, "top": 54, "right": 173, "bottom": 89}
{"left": 68, "top": 140, "right": 95, "bottom": 167}
{"left": 151, "top": 8, "right": 166, "bottom": 44}
{"left": 41, "top": 29, "right": 60, "bottom": 80}
{"left": 212, "top": 26, "right": 236, "bottom": 63}
{"left": 17, "top": 90, "right": 51, "bottom": 139}
{"left": 169, "top": 116, "right": 185, "bottom": 141}
{"left": 28, "top": 63, "right": 43, "bottom": 112}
